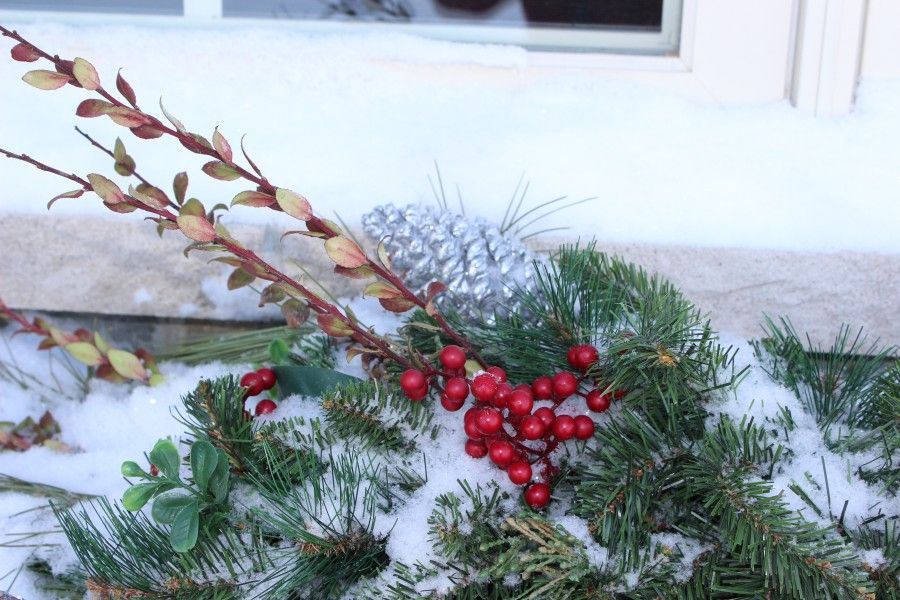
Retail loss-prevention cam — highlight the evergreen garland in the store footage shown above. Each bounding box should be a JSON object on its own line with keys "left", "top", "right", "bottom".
{"left": 40, "top": 246, "right": 897, "bottom": 599}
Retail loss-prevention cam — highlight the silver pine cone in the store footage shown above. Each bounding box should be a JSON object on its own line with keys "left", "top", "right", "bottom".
{"left": 361, "top": 203, "right": 542, "bottom": 323}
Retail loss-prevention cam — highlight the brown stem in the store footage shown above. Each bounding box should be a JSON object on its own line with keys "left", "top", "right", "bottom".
{"left": 0, "top": 147, "right": 89, "bottom": 188}
{"left": 0, "top": 299, "right": 44, "bottom": 335}
{"left": 1, "top": 24, "right": 486, "bottom": 368}
{"left": 0, "top": 144, "right": 421, "bottom": 373}
{"left": 73, "top": 126, "right": 159, "bottom": 193}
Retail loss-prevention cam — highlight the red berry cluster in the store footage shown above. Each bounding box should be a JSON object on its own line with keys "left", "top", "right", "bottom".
{"left": 399, "top": 344, "right": 625, "bottom": 510}
{"left": 240, "top": 368, "right": 278, "bottom": 416}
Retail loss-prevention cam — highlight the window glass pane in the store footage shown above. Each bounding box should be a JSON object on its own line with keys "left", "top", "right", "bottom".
{"left": 223, "top": 0, "right": 664, "bottom": 31}
{"left": 0, "top": 0, "right": 182, "bottom": 15}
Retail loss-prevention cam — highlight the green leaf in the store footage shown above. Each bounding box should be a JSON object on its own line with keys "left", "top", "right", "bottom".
{"left": 122, "top": 482, "right": 160, "bottom": 511}
{"left": 22, "top": 69, "right": 70, "bottom": 90}
{"left": 151, "top": 493, "right": 195, "bottom": 525}
{"left": 149, "top": 439, "right": 181, "bottom": 480}
{"left": 273, "top": 366, "right": 360, "bottom": 400}
{"left": 208, "top": 448, "right": 230, "bottom": 504}
{"left": 108, "top": 348, "right": 148, "bottom": 381}
{"left": 268, "top": 338, "right": 291, "bottom": 365}
{"left": 170, "top": 503, "right": 200, "bottom": 553}
{"left": 64, "top": 342, "right": 103, "bottom": 366}
{"left": 190, "top": 440, "right": 218, "bottom": 493}
{"left": 121, "top": 460, "right": 147, "bottom": 478}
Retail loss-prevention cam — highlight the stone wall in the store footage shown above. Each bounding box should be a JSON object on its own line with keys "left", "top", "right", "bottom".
{"left": 2, "top": 214, "right": 897, "bottom": 349}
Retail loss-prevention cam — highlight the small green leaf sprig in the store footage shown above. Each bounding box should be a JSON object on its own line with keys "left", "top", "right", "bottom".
{"left": 121, "top": 438, "right": 230, "bottom": 552}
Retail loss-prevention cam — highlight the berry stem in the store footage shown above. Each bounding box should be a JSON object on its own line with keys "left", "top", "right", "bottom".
{"left": 0, "top": 24, "right": 487, "bottom": 369}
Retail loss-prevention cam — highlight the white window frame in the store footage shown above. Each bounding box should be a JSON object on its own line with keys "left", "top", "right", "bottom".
{"left": 0, "top": 0, "right": 871, "bottom": 114}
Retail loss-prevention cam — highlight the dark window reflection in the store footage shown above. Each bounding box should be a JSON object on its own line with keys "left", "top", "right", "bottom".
{"left": 223, "top": 0, "right": 664, "bottom": 31}
{"left": 0, "top": 0, "right": 182, "bottom": 14}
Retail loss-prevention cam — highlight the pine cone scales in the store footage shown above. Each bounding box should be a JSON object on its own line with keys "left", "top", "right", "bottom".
{"left": 362, "top": 203, "right": 541, "bottom": 322}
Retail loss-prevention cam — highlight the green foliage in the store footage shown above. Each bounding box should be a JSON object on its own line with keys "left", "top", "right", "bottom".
{"left": 121, "top": 438, "right": 231, "bottom": 552}
{"left": 159, "top": 324, "right": 335, "bottom": 368}
{"left": 273, "top": 364, "right": 359, "bottom": 399}
{"left": 48, "top": 245, "right": 895, "bottom": 600}
{"left": 752, "top": 317, "right": 899, "bottom": 495}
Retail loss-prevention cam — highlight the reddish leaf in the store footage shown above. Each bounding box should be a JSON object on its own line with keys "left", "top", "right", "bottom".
{"left": 258, "top": 284, "right": 286, "bottom": 307}
{"left": 316, "top": 314, "right": 354, "bottom": 337}
{"left": 37, "top": 337, "right": 57, "bottom": 351}
{"left": 72, "top": 57, "right": 100, "bottom": 90}
{"left": 108, "top": 348, "right": 148, "bottom": 381}
{"left": 116, "top": 69, "right": 137, "bottom": 106}
{"left": 202, "top": 161, "right": 241, "bottom": 181}
{"left": 87, "top": 173, "right": 125, "bottom": 205}
{"left": 173, "top": 172, "right": 188, "bottom": 204}
{"left": 231, "top": 190, "right": 274, "bottom": 208}
{"left": 324, "top": 236, "right": 367, "bottom": 269}
{"left": 212, "top": 128, "right": 233, "bottom": 163}
{"left": 10, "top": 42, "right": 40, "bottom": 62}
{"left": 130, "top": 125, "right": 164, "bottom": 139}
{"left": 282, "top": 299, "right": 311, "bottom": 328}
{"left": 379, "top": 297, "right": 416, "bottom": 313}
{"left": 129, "top": 185, "right": 168, "bottom": 210}
{"left": 275, "top": 188, "right": 312, "bottom": 221}
{"left": 363, "top": 281, "right": 402, "bottom": 299}
{"left": 227, "top": 268, "right": 254, "bottom": 290}
{"left": 22, "top": 70, "right": 70, "bottom": 90}
{"left": 177, "top": 199, "right": 216, "bottom": 242}
{"left": 107, "top": 107, "right": 150, "bottom": 128}
{"left": 47, "top": 189, "right": 84, "bottom": 210}
{"left": 75, "top": 99, "right": 113, "bottom": 118}
{"left": 334, "top": 265, "right": 376, "bottom": 280}
{"left": 64, "top": 342, "right": 103, "bottom": 366}
{"left": 426, "top": 281, "right": 448, "bottom": 302}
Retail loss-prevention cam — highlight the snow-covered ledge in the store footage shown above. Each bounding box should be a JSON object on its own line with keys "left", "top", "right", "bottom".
{"left": 1, "top": 215, "right": 897, "bottom": 349}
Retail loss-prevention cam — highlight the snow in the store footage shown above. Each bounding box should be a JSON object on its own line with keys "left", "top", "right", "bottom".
{"left": 0, "top": 321, "right": 250, "bottom": 598}
{"left": 0, "top": 22, "right": 898, "bottom": 254}
{"left": 710, "top": 334, "right": 900, "bottom": 530}
{"left": 1, "top": 310, "right": 897, "bottom": 597}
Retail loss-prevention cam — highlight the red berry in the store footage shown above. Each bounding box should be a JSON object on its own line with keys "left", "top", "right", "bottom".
{"left": 493, "top": 383, "right": 513, "bottom": 409}
{"left": 532, "top": 376, "right": 553, "bottom": 400}
{"left": 575, "top": 345, "right": 599, "bottom": 370}
{"left": 487, "top": 366, "right": 507, "bottom": 383}
{"left": 240, "top": 372, "right": 264, "bottom": 397}
{"left": 551, "top": 415, "right": 576, "bottom": 440}
{"left": 533, "top": 406, "right": 556, "bottom": 428}
{"left": 464, "top": 418, "right": 483, "bottom": 439}
{"left": 406, "top": 385, "right": 428, "bottom": 402}
{"left": 440, "top": 393, "right": 465, "bottom": 412}
{"left": 255, "top": 399, "right": 277, "bottom": 416}
{"left": 464, "top": 438, "right": 487, "bottom": 459}
{"left": 444, "top": 376, "right": 469, "bottom": 401}
{"left": 475, "top": 408, "right": 503, "bottom": 435}
{"left": 400, "top": 369, "right": 426, "bottom": 394}
{"left": 471, "top": 374, "right": 498, "bottom": 403}
{"left": 566, "top": 346, "right": 580, "bottom": 369}
{"left": 613, "top": 389, "right": 628, "bottom": 400}
{"left": 488, "top": 440, "right": 515, "bottom": 467}
{"left": 256, "top": 367, "right": 277, "bottom": 390}
{"left": 149, "top": 464, "right": 159, "bottom": 477}
{"left": 573, "top": 415, "right": 595, "bottom": 440}
{"left": 464, "top": 407, "right": 479, "bottom": 424}
{"left": 507, "top": 388, "right": 534, "bottom": 416}
{"left": 439, "top": 345, "right": 466, "bottom": 370}
{"left": 507, "top": 461, "right": 532, "bottom": 485}
{"left": 524, "top": 482, "right": 551, "bottom": 509}
{"left": 586, "top": 389, "right": 611, "bottom": 413}
{"left": 519, "top": 415, "right": 546, "bottom": 440}
{"left": 552, "top": 372, "right": 578, "bottom": 399}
